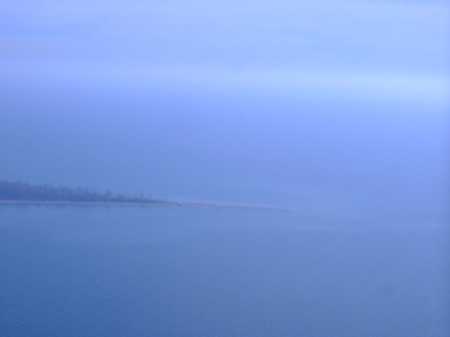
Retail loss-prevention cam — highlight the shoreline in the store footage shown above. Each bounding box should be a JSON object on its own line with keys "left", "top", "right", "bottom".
{"left": 0, "top": 199, "right": 289, "bottom": 211}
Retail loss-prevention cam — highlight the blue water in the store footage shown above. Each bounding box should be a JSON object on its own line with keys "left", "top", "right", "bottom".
{"left": 0, "top": 205, "right": 448, "bottom": 337}
{"left": 1, "top": 82, "right": 449, "bottom": 336}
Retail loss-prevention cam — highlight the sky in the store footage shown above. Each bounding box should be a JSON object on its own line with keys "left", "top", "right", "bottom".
{"left": 1, "top": 0, "right": 449, "bottom": 216}
{"left": 1, "top": 0, "right": 449, "bottom": 101}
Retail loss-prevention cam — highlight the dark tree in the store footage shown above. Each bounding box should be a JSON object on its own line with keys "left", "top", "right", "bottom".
{"left": 0, "top": 180, "right": 160, "bottom": 204}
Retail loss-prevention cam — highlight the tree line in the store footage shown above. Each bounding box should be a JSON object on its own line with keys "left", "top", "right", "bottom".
{"left": 0, "top": 180, "right": 159, "bottom": 203}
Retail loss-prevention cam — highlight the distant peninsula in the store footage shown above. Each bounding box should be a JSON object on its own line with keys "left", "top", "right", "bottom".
{"left": 0, "top": 180, "right": 283, "bottom": 210}
{"left": 0, "top": 180, "right": 165, "bottom": 206}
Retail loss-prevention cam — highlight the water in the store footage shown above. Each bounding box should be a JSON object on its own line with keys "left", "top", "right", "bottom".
{"left": 0, "top": 205, "right": 448, "bottom": 337}
{"left": 0, "top": 82, "right": 449, "bottom": 336}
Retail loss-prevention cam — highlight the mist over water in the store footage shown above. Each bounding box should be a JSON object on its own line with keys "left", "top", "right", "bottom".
{"left": 1, "top": 0, "right": 449, "bottom": 335}
{"left": 1, "top": 78, "right": 449, "bottom": 336}
{"left": 1, "top": 80, "right": 448, "bottom": 220}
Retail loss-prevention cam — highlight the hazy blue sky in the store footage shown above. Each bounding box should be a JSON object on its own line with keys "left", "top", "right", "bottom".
{"left": 1, "top": 0, "right": 449, "bottom": 101}
{"left": 1, "top": 0, "right": 449, "bottom": 217}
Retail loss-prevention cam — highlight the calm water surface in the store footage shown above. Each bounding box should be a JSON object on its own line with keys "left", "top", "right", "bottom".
{"left": 1, "top": 205, "right": 448, "bottom": 337}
